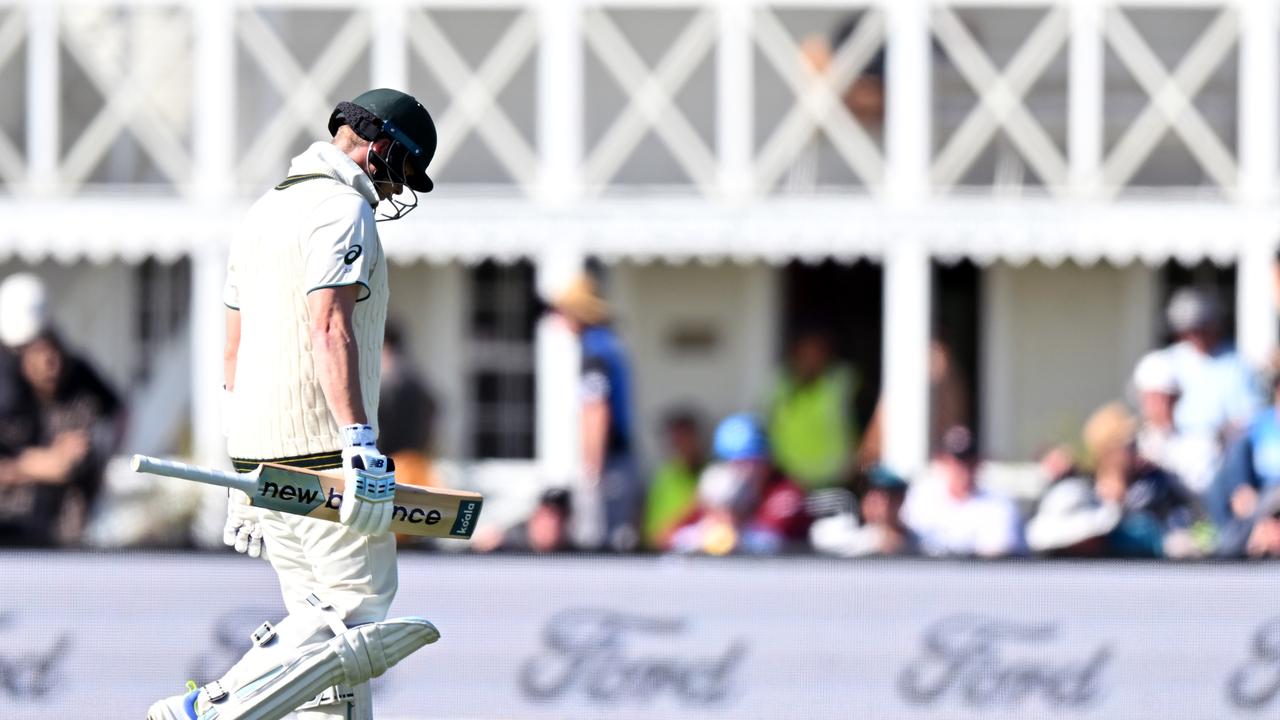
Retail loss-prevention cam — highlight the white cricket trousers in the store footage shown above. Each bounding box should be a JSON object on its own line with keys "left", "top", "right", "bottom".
{"left": 261, "top": 509, "right": 398, "bottom": 719}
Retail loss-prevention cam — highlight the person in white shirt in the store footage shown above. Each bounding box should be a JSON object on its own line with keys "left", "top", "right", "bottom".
{"left": 902, "top": 426, "right": 1024, "bottom": 558}
{"left": 1132, "top": 348, "right": 1220, "bottom": 495}
{"left": 1162, "top": 287, "right": 1260, "bottom": 441}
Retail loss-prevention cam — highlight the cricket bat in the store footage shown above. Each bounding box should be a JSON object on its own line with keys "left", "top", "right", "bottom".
{"left": 130, "top": 454, "right": 482, "bottom": 540}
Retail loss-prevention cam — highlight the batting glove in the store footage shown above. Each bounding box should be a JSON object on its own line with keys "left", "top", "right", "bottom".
{"left": 339, "top": 424, "right": 396, "bottom": 536}
{"left": 224, "top": 488, "right": 266, "bottom": 559}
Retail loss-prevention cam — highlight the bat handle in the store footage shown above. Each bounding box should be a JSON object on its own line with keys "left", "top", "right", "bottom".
{"left": 130, "top": 454, "right": 258, "bottom": 494}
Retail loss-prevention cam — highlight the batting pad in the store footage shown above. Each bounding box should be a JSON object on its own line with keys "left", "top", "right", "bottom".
{"left": 196, "top": 617, "right": 439, "bottom": 720}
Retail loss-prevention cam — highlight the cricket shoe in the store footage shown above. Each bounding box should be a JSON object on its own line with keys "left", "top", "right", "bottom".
{"left": 146, "top": 682, "right": 199, "bottom": 720}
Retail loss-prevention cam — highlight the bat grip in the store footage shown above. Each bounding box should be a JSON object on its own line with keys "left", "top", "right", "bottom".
{"left": 130, "top": 454, "right": 258, "bottom": 494}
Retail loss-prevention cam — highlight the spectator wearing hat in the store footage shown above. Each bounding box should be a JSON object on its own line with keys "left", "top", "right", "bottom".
{"left": 550, "top": 273, "right": 638, "bottom": 551}
{"left": 1084, "top": 402, "right": 1200, "bottom": 557}
{"left": 643, "top": 408, "right": 707, "bottom": 550}
{"left": 901, "top": 426, "right": 1024, "bottom": 558}
{"left": 1161, "top": 287, "right": 1260, "bottom": 441}
{"left": 0, "top": 273, "right": 123, "bottom": 547}
{"left": 1132, "top": 349, "right": 1220, "bottom": 495}
{"left": 810, "top": 466, "right": 918, "bottom": 557}
{"left": 668, "top": 414, "right": 809, "bottom": 555}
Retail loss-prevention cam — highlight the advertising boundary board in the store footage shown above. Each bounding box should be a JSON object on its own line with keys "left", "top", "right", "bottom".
{"left": 0, "top": 552, "right": 1279, "bottom": 719}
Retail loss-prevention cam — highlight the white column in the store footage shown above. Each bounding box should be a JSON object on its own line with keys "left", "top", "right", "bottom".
{"left": 1069, "top": 0, "right": 1103, "bottom": 198}
{"left": 1239, "top": 0, "right": 1278, "bottom": 203}
{"left": 1238, "top": 234, "right": 1278, "bottom": 369}
{"left": 370, "top": 3, "right": 408, "bottom": 90}
{"left": 190, "top": 243, "right": 229, "bottom": 468}
{"left": 191, "top": 0, "right": 236, "bottom": 466}
{"left": 193, "top": 0, "right": 234, "bottom": 198}
{"left": 535, "top": 245, "right": 584, "bottom": 482}
{"left": 882, "top": 242, "right": 931, "bottom": 477}
{"left": 1236, "top": 0, "right": 1278, "bottom": 368}
{"left": 26, "top": 0, "right": 58, "bottom": 196}
{"left": 537, "top": 0, "right": 583, "bottom": 204}
{"left": 883, "top": 0, "right": 930, "bottom": 202}
{"left": 535, "top": 0, "right": 586, "bottom": 489}
{"left": 881, "top": 0, "right": 931, "bottom": 476}
{"left": 716, "top": 1, "right": 752, "bottom": 204}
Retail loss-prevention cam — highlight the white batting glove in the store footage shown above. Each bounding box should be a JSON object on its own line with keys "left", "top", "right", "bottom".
{"left": 339, "top": 424, "right": 396, "bottom": 536}
{"left": 223, "top": 488, "right": 265, "bottom": 559}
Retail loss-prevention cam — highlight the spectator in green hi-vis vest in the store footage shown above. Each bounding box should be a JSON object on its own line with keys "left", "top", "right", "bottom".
{"left": 767, "top": 330, "right": 859, "bottom": 491}
{"left": 644, "top": 409, "right": 706, "bottom": 550}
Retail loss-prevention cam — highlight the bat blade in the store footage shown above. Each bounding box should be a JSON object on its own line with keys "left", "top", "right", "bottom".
{"left": 250, "top": 463, "right": 483, "bottom": 540}
{"left": 132, "top": 454, "right": 482, "bottom": 540}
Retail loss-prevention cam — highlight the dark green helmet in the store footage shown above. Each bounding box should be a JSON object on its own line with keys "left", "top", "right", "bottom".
{"left": 328, "top": 88, "right": 436, "bottom": 193}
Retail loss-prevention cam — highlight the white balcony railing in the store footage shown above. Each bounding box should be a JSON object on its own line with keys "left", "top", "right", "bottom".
{"left": 0, "top": 0, "right": 1266, "bottom": 204}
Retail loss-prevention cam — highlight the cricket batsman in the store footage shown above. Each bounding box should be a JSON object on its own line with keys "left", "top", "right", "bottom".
{"left": 148, "top": 89, "right": 439, "bottom": 720}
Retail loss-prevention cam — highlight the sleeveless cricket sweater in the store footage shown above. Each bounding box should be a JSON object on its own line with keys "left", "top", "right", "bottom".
{"left": 223, "top": 142, "right": 389, "bottom": 462}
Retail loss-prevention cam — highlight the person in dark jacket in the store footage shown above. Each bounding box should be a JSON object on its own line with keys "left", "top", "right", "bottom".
{"left": 550, "top": 273, "right": 639, "bottom": 551}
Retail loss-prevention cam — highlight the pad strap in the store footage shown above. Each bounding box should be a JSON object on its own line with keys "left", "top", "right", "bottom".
{"left": 306, "top": 593, "right": 351, "bottom": 637}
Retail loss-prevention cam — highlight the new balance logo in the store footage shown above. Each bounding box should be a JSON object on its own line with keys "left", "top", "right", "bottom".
{"left": 260, "top": 480, "right": 322, "bottom": 505}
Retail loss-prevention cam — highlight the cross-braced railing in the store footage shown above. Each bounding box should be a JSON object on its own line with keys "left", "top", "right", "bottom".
{"left": 1, "top": 0, "right": 1266, "bottom": 202}
{"left": 235, "top": 7, "right": 372, "bottom": 191}
{"left": 753, "top": 4, "right": 886, "bottom": 194}
{"left": 408, "top": 6, "right": 539, "bottom": 191}
{"left": 931, "top": 5, "right": 1070, "bottom": 195}
{"left": 1101, "top": 4, "right": 1239, "bottom": 198}
{"left": 19, "top": 4, "right": 195, "bottom": 195}
{"left": 0, "top": 5, "right": 25, "bottom": 189}
{"left": 583, "top": 4, "right": 719, "bottom": 195}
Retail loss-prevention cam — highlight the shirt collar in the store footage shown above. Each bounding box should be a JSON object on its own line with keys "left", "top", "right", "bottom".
{"left": 287, "top": 141, "right": 380, "bottom": 208}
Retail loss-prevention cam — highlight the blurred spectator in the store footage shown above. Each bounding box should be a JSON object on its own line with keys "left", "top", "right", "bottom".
{"left": 789, "top": 12, "right": 888, "bottom": 192}
{"left": 799, "top": 13, "right": 886, "bottom": 131}
{"left": 810, "top": 466, "right": 918, "bottom": 557}
{"left": 1038, "top": 443, "right": 1079, "bottom": 486}
{"left": 0, "top": 274, "right": 123, "bottom": 546}
{"left": 378, "top": 321, "right": 440, "bottom": 488}
{"left": 901, "top": 426, "right": 1024, "bottom": 557}
{"left": 1084, "top": 402, "right": 1200, "bottom": 558}
{"left": 1132, "top": 349, "right": 1220, "bottom": 494}
{"left": 643, "top": 408, "right": 706, "bottom": 550}
{"left": 860, "top": 338, "right": 971, "bottom": 468}
{"left": 551, "top": 273, "right": 638, "bottom": 551}
{"left": 1206, "top": 367, "right": 1280, "bottom": 556}
{"left": 669, "top": 414, "right": 809, "bottom": 555}
{"left": 1025, "top": 476, "right": 1122, "bottom": 557}
{"left": 767, "top": 328, "right": 858, "bottom": 491}
{"left": 1242, "top": 487, "right": 1280, "bottom": 559}
{"left": 473, "top": 488, "right": 575, "bottom": 554}
{"left": 1161, "top": 287, "right": 1260, "bottom": 441}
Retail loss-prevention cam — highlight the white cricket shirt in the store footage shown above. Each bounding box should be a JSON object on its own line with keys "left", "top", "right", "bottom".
{"left": 223, "top": 141, "right": 389, "bottom": 461}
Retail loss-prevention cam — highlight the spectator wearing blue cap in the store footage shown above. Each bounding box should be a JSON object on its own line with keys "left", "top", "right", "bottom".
{"left": 667, "top": 414, "right": 809, "bottom": 555}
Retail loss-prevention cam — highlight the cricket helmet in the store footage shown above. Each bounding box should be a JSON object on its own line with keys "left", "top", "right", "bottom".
{"left": 328, "top": 88, "right": 436, "bottom": 193}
